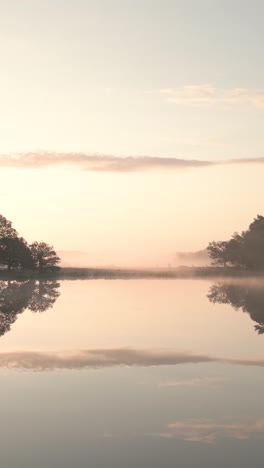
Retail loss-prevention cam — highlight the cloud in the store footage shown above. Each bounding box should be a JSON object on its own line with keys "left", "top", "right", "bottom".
{"left": 156, "top": 85, "right": 264, "bottom": 108}
{"left": 0, "top": 152, "right": 264, "bottom": 173}
{"left": 228, "top": 157, "right": 264, "bottom": 165}
{"left": 159, "top": 419, "right": 264, "bottom": 443}
{"left": 0, "top": 152, "right": 212, "bottom": 172}
{"left": 0, "top": 347, "right": 263, "bottom": 371}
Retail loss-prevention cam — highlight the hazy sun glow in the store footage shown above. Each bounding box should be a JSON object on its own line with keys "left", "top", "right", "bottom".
{"left": 0, "top": 163, "right": 263, "bottom": 266}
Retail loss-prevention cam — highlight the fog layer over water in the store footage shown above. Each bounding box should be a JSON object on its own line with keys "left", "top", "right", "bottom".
{"left": 0, "top": 278, "right": 263, "bottom": 468}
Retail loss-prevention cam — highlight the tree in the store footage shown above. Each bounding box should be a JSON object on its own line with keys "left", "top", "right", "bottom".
{"left": 243, "top": 215, "right": 264, "bottom": 269}
{"left": 207, "top": 215, "right": 264, "bottom": 270}
{"left": 0, "top": 215, "right": 33, "bottom": 270}
{"left": 0, "top": 237, "right": 34, "bottom": 270}
{"left": 0, "top": 213, "right": 60, "bottom": 274}
{"left": 226, "top": 233, "right": 247, "bottom": 268}
{"left": 207, "top": 241, "right": 229, "bottom": 267}
{"left": 30, "top": 241, "right": 60, "bottom": 272}
{"left": 0, "top": 214, "right": 18, "bottom": 239}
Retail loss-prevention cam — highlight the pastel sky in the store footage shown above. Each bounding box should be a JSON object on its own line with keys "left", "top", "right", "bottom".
{"left": 1, "top": 0, "right": 264, "bottom": 266}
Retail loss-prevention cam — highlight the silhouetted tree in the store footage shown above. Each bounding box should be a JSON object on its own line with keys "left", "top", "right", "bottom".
{"left": 207, "top": 215, "right": 264, "bottom": 270}
{"left": 243, "top": 215, "right": 264, "bottom": 269}
{"left": 0, "top": 280, "right": 60, "bottom": 337}
{"left": 225, "top": 233, "right": 247, "bottom": 268}
{"left": 208, "top": 281, "right": 264, "bottom": 334}
{"left": 0, "top": 237, "right": 34, "bottom": 270}
{"left": 30, "top": 241, "right": 61, "bottom": 272}
{"left": 0, "top": 214, "right": 18, "bottom": 239}
{"left": 207, "top": 241, "right": 229, "bottom": 267}
{"left": 0, "top": 214, "right": 60, "bottom": 274}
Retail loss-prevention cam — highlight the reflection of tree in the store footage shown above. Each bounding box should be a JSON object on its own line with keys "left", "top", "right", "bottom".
{"left": 208, "top": 281, "right": 264, "bottom": 334}
{"left": 28, "top": 281, "right": 60, "bottom": 312}
{"left": 0, "top": 280, "right": 60, "bottom": 337}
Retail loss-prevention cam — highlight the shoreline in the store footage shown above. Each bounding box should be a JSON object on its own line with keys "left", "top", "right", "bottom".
{"left": 1, "top": 266, "right": 264, "bottom": 280}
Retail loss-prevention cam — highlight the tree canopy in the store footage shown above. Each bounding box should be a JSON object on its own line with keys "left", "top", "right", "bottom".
{"left": 0, "top": 237, "right": 34, "bottom": 270}
{"left": 0, "top": 214, "right": 60, "bottom": 272}
{"left": 30, "top": 241, "right": 61, "bottom": 272}
{"left": 207, "top": 215, "right": 264, "bottom": 270}
{"left": 0, "top": 214, "right": 17, "bottom": 239}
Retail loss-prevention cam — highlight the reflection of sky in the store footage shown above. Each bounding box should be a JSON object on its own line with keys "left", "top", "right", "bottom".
{"left": 0, "top": 363, "right": 264, "bottom": 467}
{"left": 0, "top": 279, "right": 263, "bottom": 467}
{"left": 1, "top": 280, "right": 263, "bottom": 358}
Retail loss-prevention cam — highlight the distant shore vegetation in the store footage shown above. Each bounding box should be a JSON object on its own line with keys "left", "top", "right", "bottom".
{"left": 1, "top": 213, "right": 264, "bottom": 278}
{"left": 207, "top": 215, "right": 264, "bottom": 270}
{"left": 0, "top": 214, "right": 60, "bottom": 273}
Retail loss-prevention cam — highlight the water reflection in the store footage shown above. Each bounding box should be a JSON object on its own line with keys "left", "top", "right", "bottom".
{"left": 0, "top": 280, "right": 60, "bottom": 337}
{"left": 0, "top": 279, "right": 262, "bottom": 467}
{"left": 159, "top": 418, "right": 264, "bottom": 443}
{"left": 0, "top": 346, "right": 263, "bottom": 371}
{"left": 208, "top": 280, "right": 264, "bottom": 334}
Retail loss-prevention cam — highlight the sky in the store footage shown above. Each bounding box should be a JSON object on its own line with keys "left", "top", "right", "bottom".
{"left": 1, "top": 0, "right": 264, "bottom": 266}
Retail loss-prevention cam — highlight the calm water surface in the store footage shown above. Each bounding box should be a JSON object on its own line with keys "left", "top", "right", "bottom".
{"left": 0, "top": 278, "right": 263, "bottom": 467}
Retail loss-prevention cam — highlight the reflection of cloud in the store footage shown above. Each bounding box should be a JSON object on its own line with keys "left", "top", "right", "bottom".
{"left": 159, "top": 377, "right": 226, "bottom": 388}
{"left": 0, "top": 347, "right": 263, "bottom": 371}
{"left": 156, "top": 85, "right": 264, "bottom": 108}
{"left": 0, "top": 152, "right": 264, "bottom": 173}
{"left": 227, "top": 358, "right": 264, "bottom": 367}
{"left": 159, "top": 419, "right": 264, "bottom": 443}
{"left": 0, "top": 348, "right": 214, "bottom": 371}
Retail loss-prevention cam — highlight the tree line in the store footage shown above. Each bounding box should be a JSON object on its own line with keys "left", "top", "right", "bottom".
{"left": 207, "top": 215, "right": 264, "bottom": 269}
{"left": 0, "top": 214, "right": 60, "bottom": 272}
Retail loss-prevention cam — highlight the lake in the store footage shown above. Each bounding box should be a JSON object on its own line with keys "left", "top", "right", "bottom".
{"left": 0, "top": 278, "right": 263, "bottom": 467}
